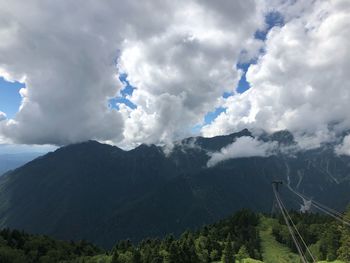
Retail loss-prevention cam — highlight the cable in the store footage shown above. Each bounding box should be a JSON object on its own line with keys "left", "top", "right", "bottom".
{"left": 275, "top": 191, "right": 314, "bottom": 262}
{"left": 310, "top": 199, "right": 350, "bottom": 224}
{"left": 312, "top": 202, "right": 350, "bottom": 227}
{"left": 277, "top": 193, "right": 316, "bottom": 262}
{"left": 273, "top": 184, "right": 308, "bottom": 263}
{"left": 276, "top": 181, "right": 350, "bottom": 262}
{"left": 290, "top": 187, "right": 344, "bottom": 218}
{"left": 275, "top": 192, "right": 308, "bottom": 263}
{"left": 287, "top": 186, "right": 350, "bottom": 226}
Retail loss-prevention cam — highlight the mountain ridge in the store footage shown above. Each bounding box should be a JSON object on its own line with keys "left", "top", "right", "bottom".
{"left": 0, "top": 129, "right": 349, "bottom": 248}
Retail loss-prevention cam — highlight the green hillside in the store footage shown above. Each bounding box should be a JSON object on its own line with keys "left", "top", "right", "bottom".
{"left": 1, "top": 209, "right": 349, "bottom": 263}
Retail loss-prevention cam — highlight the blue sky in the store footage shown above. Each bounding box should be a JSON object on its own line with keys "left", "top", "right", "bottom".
{"left": 109, "top": 74, "right": 136, "bottom": 110}
{"left": 0, "top": 77, "right": 24, "bottom": 119}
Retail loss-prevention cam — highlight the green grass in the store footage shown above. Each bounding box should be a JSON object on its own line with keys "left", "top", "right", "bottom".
{"left": 241, "top": 258, "right": 264, "bottom": 263}
{"left": 259, "top": 217, "right": 300, "bottom": 263}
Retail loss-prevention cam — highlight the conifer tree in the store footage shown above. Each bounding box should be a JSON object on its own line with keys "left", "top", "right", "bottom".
{"left": 186, "top": 234, "right": 200, "bottom": 263}
{"left": 236, "top": 245, "right": 249, "bottom": 262}
{"left": 111, "top": 250, "right": 121, "bottom": 263}
{"left": 132, "top": 249, "right": 142, "bottom": 263}
{"left": 337, "top": 208, "right": 350, "bottom": 261}
{"left": 164, "top": 242, "right": 178, "bottom": 263}
{"left": 222, "top": 234, "right": 235, "bottom": 263}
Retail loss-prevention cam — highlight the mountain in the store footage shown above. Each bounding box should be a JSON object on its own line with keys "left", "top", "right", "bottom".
{"left": 0, "top": 129, "right": 349, "bottom": 248}
{"left": 0, "top": 152, "right": 42, "bottom": 176}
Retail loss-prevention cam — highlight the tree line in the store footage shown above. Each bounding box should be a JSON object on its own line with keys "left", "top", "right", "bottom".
{"left": 108, "top": 209, "right": 261, "bottom": 263}
{"left": 1, "top": 208, "right": 349, "bottom": 262}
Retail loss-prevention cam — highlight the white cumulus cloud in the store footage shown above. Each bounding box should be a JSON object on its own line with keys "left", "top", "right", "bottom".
{"left": 2, "top": 0, "right": 348, "bottom": 150}
{"left": 0, "top": 0, "right": 266, "bottom": 147}
{"left": 207, "top": 136, "right": 278, "bottom": 167}
{"left": 117, "top": 0, "right": 266, "bottom": 146}
{"left": 202, "top": 0, "right": 350, "bottom": 149}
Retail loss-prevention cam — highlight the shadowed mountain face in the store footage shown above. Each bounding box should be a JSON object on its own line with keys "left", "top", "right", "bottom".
{"left": 0, "top": 130, "right": 349, "bottom": 248}
{"left": 0, "top": 153, "right": 41, "bottom": 176}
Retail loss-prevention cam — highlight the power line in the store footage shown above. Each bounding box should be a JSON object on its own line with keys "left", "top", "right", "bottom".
{"left": 276, "top": 193, "right": 316, "bottom": 262}
{"left": 272, "top": 182, "right": 309, "bottom": 263}
{"left": 286, "top": 186, "right": 350, "bottom": 226}
{"left": 312, "top": 202, "right": 350, "bottom": 227}
{"left": 272, "top": 180, "right": 350, "bottom": 262}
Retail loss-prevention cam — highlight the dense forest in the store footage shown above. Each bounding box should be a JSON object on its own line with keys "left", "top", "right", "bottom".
{"left": 272, "top": 210, "right": 350, "bottom": 262}
{"left": 108, "top": 209, "right": 261, "bottom": 263}
{"left": 0, "top": 228, "right": 103, "bottom": 263}
{"left": 0, "top": 209, "right": 349, "bottom": 263}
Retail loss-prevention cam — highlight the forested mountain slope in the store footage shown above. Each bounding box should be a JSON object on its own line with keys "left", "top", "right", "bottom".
{"left": 0, "top": 130, "right": 350, "bottom": 247}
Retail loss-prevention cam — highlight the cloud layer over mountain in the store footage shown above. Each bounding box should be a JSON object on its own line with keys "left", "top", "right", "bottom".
{"left": 207, "top": 136, "right": 278, "bottom": 167}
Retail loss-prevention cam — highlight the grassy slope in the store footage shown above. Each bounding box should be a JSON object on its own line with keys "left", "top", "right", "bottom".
{"left": 259, "top": 217, "right": 300, "bottom": 263}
